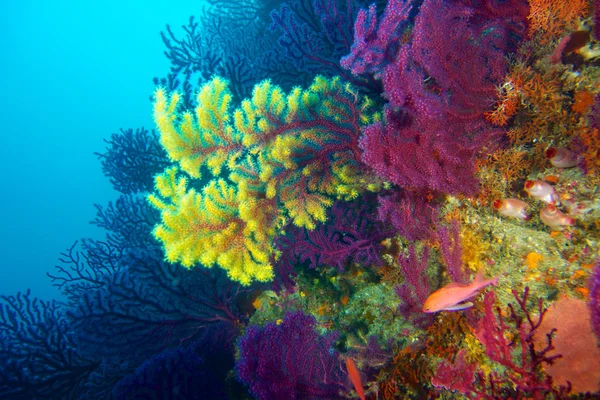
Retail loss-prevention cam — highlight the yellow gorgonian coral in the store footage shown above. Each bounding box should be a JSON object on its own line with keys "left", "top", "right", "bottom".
{"left": 149, "top": 76, "right": 378, "bottom": 284}
{"left": 153, "top": 77, "right": 244, "bottom": 179}
{"left": 148, "top": 167, "right": 275, "bottom": 285}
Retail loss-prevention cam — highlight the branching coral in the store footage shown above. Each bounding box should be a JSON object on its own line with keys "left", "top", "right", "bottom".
{"left": 55, "top": 243, "right": 243, "bottom": 360}
{"left": 95, "top": 128, "right": 171, "bottom": 194}
{"left": 236, "top": 311, "right": 345, "bottom": 399}
{"left": 395, "top": 245, "right": 434, "bottom": 327}
{"left": 0, "top": 290, "right": 99, "bottom": 399}
{"left": 149, "top": 76, "right": 378, "bottom": 284}
{"left": 112, "top": 323, "right": 236, "bottom": 399}
{"left": 270, "top": 0, "right": 381, "bottom": 95}
{"left": 344, "top": 0, "right": 522, "bottom": 196}
{"left": 275, "top": 194, "right": 391, "bottom": 272}
{"left": 433, "top": 289, "right": 571, "bottom": 398}
{"left": 149, "top": 167, "right": 276, "bottom": 284}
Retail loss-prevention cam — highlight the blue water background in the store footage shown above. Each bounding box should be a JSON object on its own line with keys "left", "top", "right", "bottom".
{"left": 0, "top": 0, "right": 200, "bottom": 300}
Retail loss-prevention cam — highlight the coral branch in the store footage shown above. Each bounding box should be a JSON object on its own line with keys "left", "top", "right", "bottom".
{"left": 341, "top": 0, "right": 412, "bottom": 75}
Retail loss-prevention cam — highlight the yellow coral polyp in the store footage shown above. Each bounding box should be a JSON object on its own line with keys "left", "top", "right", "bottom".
{"left": 268, "top": 87, "right": 285, "bottom": 116}
{"left": 265, "top": 179, "right": 277, "bottom": 199}
{"left": 284, "top": 192, "right": 333, "bottom": 229}
{"left": 270, "top": 136, "right": 296, "bottom": 166}
{"left": 252, "top": 80, "right": 271, "bottom": 111}
{"left": 305, "top": 199, "right": 328, "bottom": 223}
{"left": 287, "top": 87, "right": 301, "bottom": 119}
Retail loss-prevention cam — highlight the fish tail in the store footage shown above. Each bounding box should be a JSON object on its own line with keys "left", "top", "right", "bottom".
{"left": 474, "top": 269, "right": 499, "bottom": 288}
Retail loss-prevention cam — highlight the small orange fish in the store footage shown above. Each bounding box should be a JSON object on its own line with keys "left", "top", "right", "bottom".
{"left": 422, "top": 270, "right": 498, "bottom": 313}
{"left": 345, "top": 357, "right": 365, "bottom": 400}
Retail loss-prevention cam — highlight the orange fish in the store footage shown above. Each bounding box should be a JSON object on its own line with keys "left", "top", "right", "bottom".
{"left": 345, "top": 357, "right": 365, "bottom": 400}
{"left": 422, "top": 270, "right": 498, "bottom": 313}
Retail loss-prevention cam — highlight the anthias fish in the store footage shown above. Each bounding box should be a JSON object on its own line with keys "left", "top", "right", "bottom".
{"left": 346, "top": 357, "right": 365, "bottom": 400}
{"left": 423, "top": 270, "right": 499, "bottom": 313}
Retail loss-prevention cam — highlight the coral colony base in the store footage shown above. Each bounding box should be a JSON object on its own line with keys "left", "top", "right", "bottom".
{"left": 2, "top": 0, "right": 600, "bottom": 399}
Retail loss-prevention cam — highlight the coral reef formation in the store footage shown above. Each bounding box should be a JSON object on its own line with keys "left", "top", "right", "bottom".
{"left": 2, "top": 0, "right": 600, "bottom": 398}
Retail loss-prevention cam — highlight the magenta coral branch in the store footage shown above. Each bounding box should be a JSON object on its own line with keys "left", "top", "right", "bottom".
{"left": 395, "top": 245, "right": 434, "bottom": 327}
{"left": 341, "top": 0, "right": 412, "bottom": 75}
{"left": 360, "top": 108, "right": 486, "bottom": 194}
{"left": 343, "top": 0, "right": 524, "bottom": 196}
{"left": 436, "top": 220, "right": 468, "bottom": 284}
{"left": 434, "top": 288, "right": 569, "bottom": 397}
{"left": 384, "top": 0, "right": 508, "bottom": 123}
{"left": 589, "top": 259, "right": 600, "bottom": 341}
{"left": 474, "top": 289, "right": 565, "bottom": 394}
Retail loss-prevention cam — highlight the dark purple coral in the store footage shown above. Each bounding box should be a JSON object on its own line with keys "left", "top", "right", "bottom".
{"left": 95, "top": 128, "right": 171, "bottom": 194}
{"left": 62, "top": 246, "right": 243, "bottom": 360}
{"left": 271, "top": 1, "right": 352, "bottom": 75}
{"left": 112, "top": 323, "right": 236, "bottom": 400}
{"left": 90, "top": 194, "right": 160, "bottom": 251}
{"left": 236, "top": 311, "right": 345, "bottom": 400}
{"left": 275, "top": 194, "right": 392, "bottom": 272}
{"left": 588, "top": 259, "right": 600, "bottom": 342}
{"left": 270, "top": 0, "right": 380, "bottom": 94}
{"left": 0, "top": 290, "right": 99, "bottom": 398}
{"left": 113, "top": 346, "right": 223, "bottom": 400}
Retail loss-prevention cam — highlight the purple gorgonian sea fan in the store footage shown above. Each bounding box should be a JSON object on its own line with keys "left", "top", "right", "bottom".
{"left": 236, "top": 311, "right": 345, "bottom": 400}
{"left": 344, "top": 0, "right": 529, "bottom": 196}
{"left": 275, "top": 193, "right": 393, "bottom": 274}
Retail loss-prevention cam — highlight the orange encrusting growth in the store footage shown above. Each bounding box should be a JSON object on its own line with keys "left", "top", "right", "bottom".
{"left": 572, "top": 90, "right": 595, "bottom": 114}
{"left": 485, "top": 80, "right": 520, "bottom": 126}
{"left": 527, "top": 0, "right": 588, "bottom": 43}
